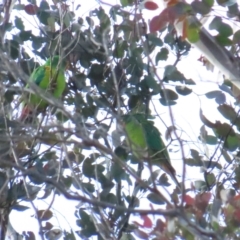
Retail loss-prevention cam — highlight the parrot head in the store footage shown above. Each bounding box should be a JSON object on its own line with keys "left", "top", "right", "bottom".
{"left": 46, "top": 56, "right": 67, "bottom": 70}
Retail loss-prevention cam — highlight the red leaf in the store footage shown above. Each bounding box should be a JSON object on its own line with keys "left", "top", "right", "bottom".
{"left": 143, "top": 1, "right": 159, "bottom": 10}
{"left": 234, "top": 209, "right": 240, "bottom": 222}
{"left": 183, "top": 194, "right": 195, "bottom": 206}
{"left": 141, "top": 215, "right": 152, "bottom": 228}
{"left": 149, "top": 203, "right": 154, "bottom": 210}
{"left": 167, "top": 0, "right": 180, "bottom": 6}
{"left": 149, "top": 6, "right": 178, "bottom": 33}
{"left": 36, "top": 210, "right": 53, "bottom": 221}
{"left": 24, "top": 4, "right": 38, "bottom": 15}
{"left": 154, "top": 219, "right": 165, "bottom": 232}
{"left": 232, "top": 194, "right": 240, "bottom": 208}
{"left": 134, "top": 228, "right": 149, "bottom": 239}
{"left": 195, "top": 192, "right": 211, "bottom": 212}
{"left": 132, "top": 221, "right": 144, "bottom": 227}
{"left": 223, "top": 204, "right": 234, "bottom": 220}
{"left": 202, "top": 192, "right": 212, "bottom": 203}
{"left": 234, "top": 194, "right": 240, "bottom": 201}
{"left": 149, "top": 15, "right": 168, "bottom": 32}
{"left": 182, "top": 17, "right": 188, "bottom": 40}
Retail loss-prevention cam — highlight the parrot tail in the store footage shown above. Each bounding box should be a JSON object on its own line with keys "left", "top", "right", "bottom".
{"left": 161, "top": 163, "right": 181, "bottom": 190}
{"left": 19, "top": 106, "right": 34, "bottom": 122}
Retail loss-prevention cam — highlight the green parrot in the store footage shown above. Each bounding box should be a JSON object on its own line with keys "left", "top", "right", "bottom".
{"left": 20, "top": 56, "right": 66, "bottom": 121}
{"left": 122, "top": 114, "right": 180, "bottom": 187}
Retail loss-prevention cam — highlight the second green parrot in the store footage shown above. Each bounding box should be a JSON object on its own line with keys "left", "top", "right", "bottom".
{"left": 122, "top": 114, "right": 180, "bottom": 187}
{"left": 20, "top": 56, "right": 66, "bottom": 121}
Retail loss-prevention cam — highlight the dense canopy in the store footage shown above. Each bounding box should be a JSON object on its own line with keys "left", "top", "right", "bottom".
{"left": 0, "top": 0, "right": 240, "bottom": 239}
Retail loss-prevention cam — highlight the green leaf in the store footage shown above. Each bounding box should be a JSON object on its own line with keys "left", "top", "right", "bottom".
{"left": 111, "top": 162, "right": 126, "bottom": 182}
{"left": 47, "top": 16, "right": 55, "bottom": 30}
{"left": 158, "top": 173, "right": 171, "bottom": 186}
{"left": 191, "top": 0, "right": 212, "bottom": 14}
{"left": 15, "top": 16, "right": 25, "bottom": 30}
{"left": 233, "top": 30, "right": 240, "bottom": 44}
{"left": 82, "top": 106, "right": 98, "bottom": 119}
{"left": 32, "top": 35, "right": 43, "bottom": 50}
{"left": 88, "top": 63, "right": 105, "bottom": 84}
{"left": 148, "top": 169, "right": 161, "bottom": 184}
{"left": 5, "top": 40, "right": 19, "bottom": 59}
{"left": 79, "top": 210, "right": 91, "bottom": 225}
{"left": 120, "top": 0, "right": 133, "bottom": 7}
{"left": 114, "top": 146, "right": 128, "bottom": 161}
{"left": 203, "top": 160, "right": 222, "bottom": 169}
{"left": 143, "top": 75, "right": 159, "bottom": 91}
{"left": 191, "top": 149, "right": 202, "bottom": 162}
{"left": 147, "top": 193, "right": 165, "bottom": 205}
{"left": 97, "top": 8, "right": 111, "bottom": 30}
{"left": 37, "top": 11, "right": 51, "bottom": 25}
{"left": 12, "top": 204, "right": 30, "bottom": 211}
{"left": 224, "top": 134, "right": 239, "bottom": 151}
{"left": 82, "top": 158, "right": 95, "bottom": 178}
{"left": 215, "top": 92, "right": 226, "bottom": 104}
{"left": 113, "top": 40, "right": 127, "bottom": 58}
{"left": 160, "top": 89, "right": 178, "bottom": 101}
{"left": 185, "top": 158, "right": 203, "bottom": 167}
{"left": 222, "top": 149, "right": 232, "bottom": 163}
{"left": 19, "top": 30, "right": 32, "bottom": 41}
{"left": 194, "top": 180, "right": 207, "bottom": 190}
{"left": 209, "top": 17, "right": 234, "bottom": 37}
{"left": 106, "top": 194, "right": 118, "bottom": 205}
{"left": 164, "top": 32, "right": 175, "bottom": 45}
{"left": 205, "top": 135, "right": 218, "bottom": 145}
{"left": 82, "top": 182, "right": 95, "bottom": 193}
{"left": 227, "top": 3, "right": 239, "bottom": 17}
{"left": 175, "top": 86, "right": 192, "bottom": 95}
{"left": 14, "top": 4, "right": 25, "bottom": 10}
{"left": 85, "top": 16, "right": 94, "bottom": 28}
{"left": 128, "top": 95, "right": 142, "bottom": 110}
{"left": 96, "top": 172, "right": 114, "bottom": 189}
{"left": 217, "top": 0, "right": 236, "bottom": 6}
{"left": 39, "top": 0, "right": 49, "bottom": 10}
{"left": 159, "top": 98, "right": 177, "bottom": 106}
{"left": 63, "top": 11, "right": 74, "bottom": 27}
{"left": 215, "top": 35, "right": 232, "bottom": 46}
{"left": 148, "top": 34, "right": 163, "bottom": 47}
{"left": 164, "top": 65, "right": 177, "bottom": 78}
{"left": 217, "top": 104, "right": 237, "bottom": 121}
{"left": 61, "top": 176, "right": 72, "bottom": 189}
{"left": 209, "top": 16, "right": 222, "bottom": 30}
{"left": 187, "top": 20, "right": 200, "bottom": 43}
{"left": 214, "top": 122, "right": 234, "bottom": 138}
{"left": 4, "top": 90, "right": 15, "bottom": 103}
{"left": 78, "top": 210, "right": 97, "bottom": 237}
{"left": 163, "top": 65, "right": 195, "bottom": 84}
{"left": 203, "top": 0, "right": 214, "bottom": 7}
{"left": 218, "top": 23, "right": 233, "bottom": 37}
{"left": 155, "top": 48, "right": 169, "bottom": 64}
{"left": 206, "top": 172, "right": 216, "bottom": 186}
{"left": 205, "top": 90, "right": 223, "bottom": 99}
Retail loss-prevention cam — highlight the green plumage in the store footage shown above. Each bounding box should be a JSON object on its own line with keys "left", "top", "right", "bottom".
{"left": 20, "top": 56, "right": 66, "bottom": 121}
{"left": 123, "top": 114, "right": 179, "bottom": 187}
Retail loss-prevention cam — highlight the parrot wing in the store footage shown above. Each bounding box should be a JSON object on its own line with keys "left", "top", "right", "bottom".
{"left": 30, "top": 65, "right": 46, "bottom": 86}
{"left": 142, "top": 120, "right": 180, "bottom": 187}
{"left": 123, "top": 114, "right": 180, "bottom": 187}
{"left": 122, "top": 114, "right": 148, "bottom": 158}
